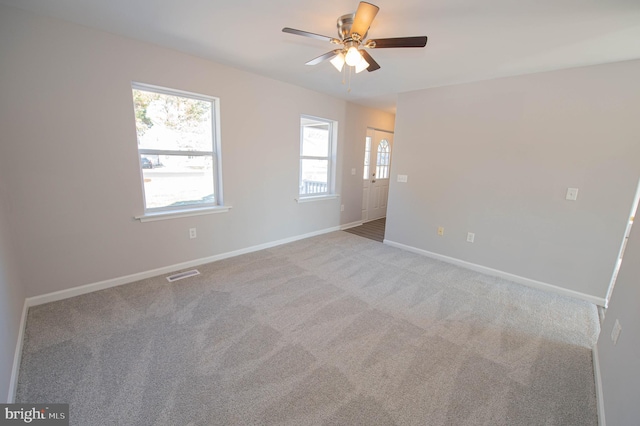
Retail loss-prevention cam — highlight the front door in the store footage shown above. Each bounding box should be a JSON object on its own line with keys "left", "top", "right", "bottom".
{"left": 362, "top": 128, "right": 393, "bottom": 222}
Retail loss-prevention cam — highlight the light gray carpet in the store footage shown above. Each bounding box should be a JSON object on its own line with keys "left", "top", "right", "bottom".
{"left": 16, "top": 232, "right": 600, "bottom": 425}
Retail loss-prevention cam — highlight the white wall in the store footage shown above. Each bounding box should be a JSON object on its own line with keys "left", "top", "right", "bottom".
{"left": 0, "top": 164, "right": 26, "bottom": 401}
{"left": 0, "top": 5, "right": 393, "bottom": 298}
{"left": 597, "top": 216, "right": 640, "bottom": 425}
{"left": 388, "top": 60, "right": 640, "bottom": 301}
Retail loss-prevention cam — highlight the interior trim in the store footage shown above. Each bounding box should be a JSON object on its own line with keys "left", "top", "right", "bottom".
{"left": 592, "top": 344, "right": 606, "bottom": 426}
{"left": 340, "top": 220, "right": 364, "bottom": 230}
{"left": 383, "top": 239, "right": 607, "bottom": 306}
{"left": 25, "top": 225, "right": 340, "bottom": 308}
{"left": 7, "top": 299, "right": 28, "bottom": 403}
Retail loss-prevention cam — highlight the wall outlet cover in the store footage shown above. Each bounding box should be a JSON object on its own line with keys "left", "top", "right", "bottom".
{"left": 566, "top": 188, "right": 579, "bottom": 201}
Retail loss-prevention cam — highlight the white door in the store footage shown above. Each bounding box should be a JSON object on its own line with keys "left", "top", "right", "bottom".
{"left": 362, "top": 129, "right": 393, "bottom": 222}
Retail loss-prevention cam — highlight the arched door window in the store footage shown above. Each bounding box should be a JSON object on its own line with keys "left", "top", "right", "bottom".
{"left": 376, "top": 139, "right": 390, "bottom": 179}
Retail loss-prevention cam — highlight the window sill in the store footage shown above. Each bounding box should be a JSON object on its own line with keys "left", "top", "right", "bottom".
{"left": 295, "top": 194, "right": 340, "bottom": 203}
{"left": 135, "top": 206, "right": 232, "bottom": 222}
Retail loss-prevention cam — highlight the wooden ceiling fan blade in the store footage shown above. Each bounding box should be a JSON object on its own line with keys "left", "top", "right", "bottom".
{"left": 306, "top": 50, "right": 342, "bottom": 65}
{"left": 350, "top": 2, "right": 379, "bottom": 38}
{"left": 282, "top": 27, "right": 337, "bottom": 43}
{"left": 360, "top": 50, "right": 380, "bottom": 72}
{"left": 367, "top": 36, "right": 428, "bottom": 48}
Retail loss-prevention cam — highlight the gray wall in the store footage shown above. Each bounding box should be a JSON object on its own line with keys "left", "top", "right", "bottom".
{"left": 388, "top": 61, "right": 640, "bottom": 301}
{"left": 0, "top": 165, "right": 25, "bottom": 401}
{"left": 597, "top": 217, "right": 640, "bottom": 425}
{"left": 0, "top": 5, "right": 394, "bottom": 299}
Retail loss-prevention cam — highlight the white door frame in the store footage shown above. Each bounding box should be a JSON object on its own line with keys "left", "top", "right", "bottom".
{"left": 605, "top": 177, "right": 640, "bottom": 304}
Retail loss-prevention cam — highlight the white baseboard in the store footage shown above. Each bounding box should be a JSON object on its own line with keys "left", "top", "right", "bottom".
{"left": 592, "top": 344, "right": 606, "bottom": 426}
{"left": 7, "top": 299, "right": 28, "bottom": 403}
{"left": 26, "top": 226, "right": 340, "bottom": 308}
{"left": 383, "top": 239, "right": 607, "bottom": 307}
{"left": 340, "top": 220, "right": 363, "bottom": 230}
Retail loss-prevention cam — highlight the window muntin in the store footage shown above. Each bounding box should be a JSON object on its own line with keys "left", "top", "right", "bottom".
{"left": 299, "top": 116, "right": 336, "bottom": 197}
{"left": 376, "top": 139, "right": 390, "bottom": 179}
{"left": 132, "top": 83, "right": 221, "bottom": 213}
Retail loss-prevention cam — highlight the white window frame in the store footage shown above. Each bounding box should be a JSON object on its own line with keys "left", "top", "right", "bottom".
{"left": 297, "top": 115, "right": 338, "bottom": 201}
{"left": 132, "top": 82, "right": 227, "bottom": 222}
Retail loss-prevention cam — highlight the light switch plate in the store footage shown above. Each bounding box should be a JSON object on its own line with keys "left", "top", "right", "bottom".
{"left": 566, "top": 188, "right": 579, "bottom": 201}
{"left": 397, "top": 174, "right": 408, "bottom": 183}
{"left": 351, "top": 168, "right": 356, "bottom": 176}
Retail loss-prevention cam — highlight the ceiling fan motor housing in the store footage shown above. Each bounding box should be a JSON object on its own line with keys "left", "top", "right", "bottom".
{"left": 338, "top": 13, "right": 367, "bottom": 42}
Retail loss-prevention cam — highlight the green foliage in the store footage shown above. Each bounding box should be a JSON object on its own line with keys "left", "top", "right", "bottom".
{"left": 133, "top": 89, "right": 156, "bottom": 137}
{"left": 133, "top": 88, "right": 210, "bottom": 138}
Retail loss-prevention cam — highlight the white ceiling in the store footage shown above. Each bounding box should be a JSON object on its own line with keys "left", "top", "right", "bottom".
{"left": 3, "top": 0, "right": 640, "bottom": 113}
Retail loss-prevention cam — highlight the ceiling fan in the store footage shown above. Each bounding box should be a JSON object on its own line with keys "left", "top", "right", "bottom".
{"left": 282, "top": 1, "right": 427, "bottom": 74}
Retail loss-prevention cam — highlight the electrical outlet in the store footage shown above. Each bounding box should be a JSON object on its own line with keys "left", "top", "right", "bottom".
{"left": 351, "top": 168, "right": 356, "bottom": 176}
{"left": 467, "top": 232, "right": 475, "bottom": 243}
{"left": 189, "top": 228, "right": 197, "bottom": 239}
{"left": 340, "top": 204, "right": 345, "bottom": 212}
{"left": 611, "top": 319, "right": 622, "bottom": 345}
{"left": 438, "top": 227, "right": 444, "bottom": 236}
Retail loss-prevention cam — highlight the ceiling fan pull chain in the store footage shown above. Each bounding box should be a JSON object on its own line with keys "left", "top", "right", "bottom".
{"left": 342, "top": 62, "right": 347, "bottom": 85}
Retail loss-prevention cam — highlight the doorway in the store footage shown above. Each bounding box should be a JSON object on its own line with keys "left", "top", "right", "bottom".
{"left": 606, "top": 177, "right": 640, "bottom": 305}
{"left": 362, "top": 128, "right": 394, "bottom": 222}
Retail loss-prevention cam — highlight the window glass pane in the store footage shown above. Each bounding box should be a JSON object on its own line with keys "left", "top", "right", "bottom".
{"left": 141, "top": 154, "right": 214, "bottom": 210}
{"left": 300, "top": 159, "right": 328, "bottom": 195}
{"left": 376, "top": 140, "right": 390, "bottom": 179}
{"left": 301, "top": 125, "right": 329, "bottom": 157}
{"left": 377, "top": 164, "right": 388, "bottom": 179}
{"left": 133, "top": 89, "right": 213, "bottom": 152}
{"left": 363, "top": 136, "right": 371, "bottom": 179}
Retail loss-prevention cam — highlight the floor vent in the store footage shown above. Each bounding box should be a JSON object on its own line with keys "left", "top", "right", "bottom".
{"left": 166, "top": 269, "right": 200, "bottom": 282}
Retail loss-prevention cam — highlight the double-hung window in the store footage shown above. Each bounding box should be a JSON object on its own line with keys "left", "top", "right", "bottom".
{"left": 132, "top": 83, "right": 223, "bottom": 217}
{"left": 299, "top": 115, "right": 336, "bottom": 198}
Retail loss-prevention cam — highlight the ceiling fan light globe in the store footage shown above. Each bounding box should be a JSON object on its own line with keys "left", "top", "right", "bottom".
{"left": 330, "top": 53, "right": 345, "bottom": 72}
{"left": 355, "top": 56, "right": 369, "bottom": 73}
{"left": 345, "top": 46, "right": 362, "bottom": 66}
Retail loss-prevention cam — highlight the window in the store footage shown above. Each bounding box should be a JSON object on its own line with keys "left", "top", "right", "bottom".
{"left": 376, "top": 139, "right": 390, "bottom": 179}
{"left": 299, "top": 116, "right": 336, "bottom": 197}
{"left": 363, "top": 136, "right": 371, "bottom": 179}
{"left": 132, "top": 83, "right": 222, "bottom": 215}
